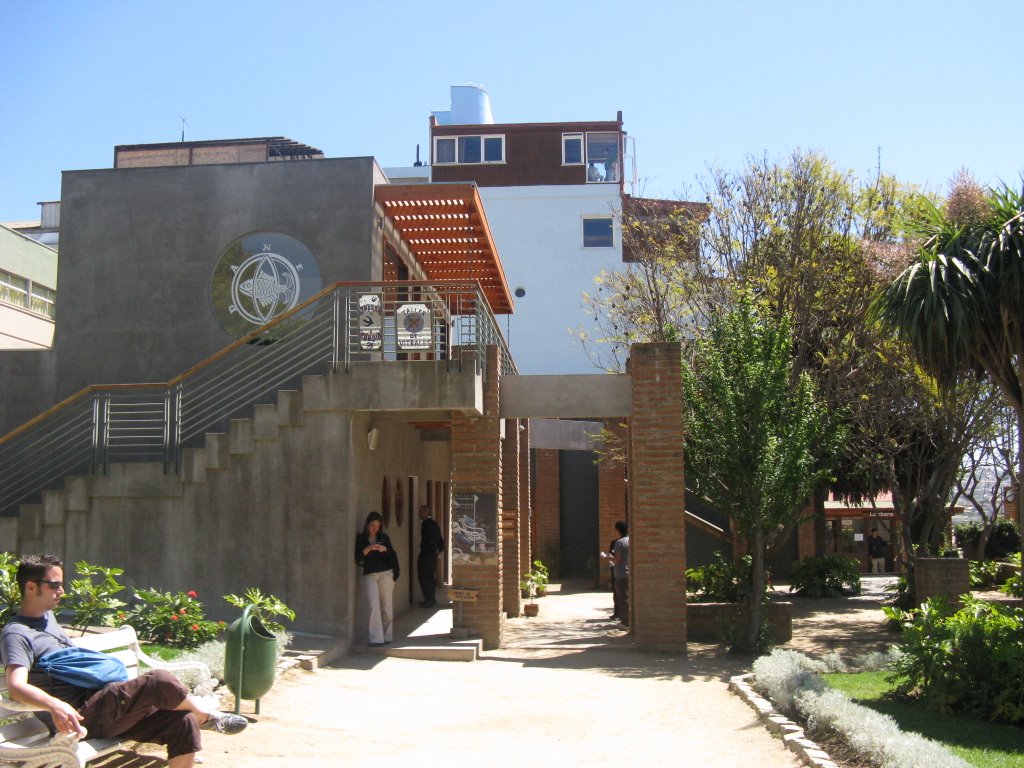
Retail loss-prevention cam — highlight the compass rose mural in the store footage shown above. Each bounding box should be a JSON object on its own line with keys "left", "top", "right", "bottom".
{"left": 210, "top": 232, "right": 322, "bottom": 338}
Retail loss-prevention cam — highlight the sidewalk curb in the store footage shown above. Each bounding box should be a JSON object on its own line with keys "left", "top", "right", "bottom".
{"left": 729, "top": 673, "right": 839, "bottom": 768}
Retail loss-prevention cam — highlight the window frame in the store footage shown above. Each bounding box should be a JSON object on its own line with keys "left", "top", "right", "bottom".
{"left": 433, "top": 134, "right": 505, "bottom": 165}
{"left": 582, "top": 216, "right": 614, "bottom": 249}
{"left": 562, "top": 133, "right": 584, "bottom": 165}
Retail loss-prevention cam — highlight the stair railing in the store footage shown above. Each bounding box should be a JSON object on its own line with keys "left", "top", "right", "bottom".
{"left": 0, "top": 280, "right": 513, "bottom": 515}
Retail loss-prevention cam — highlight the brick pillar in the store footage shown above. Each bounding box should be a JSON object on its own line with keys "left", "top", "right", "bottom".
{"left": 533, "top": 448, "right": 560, "bottom": 574}
{"left": 450, "top": 346, "right": 503, "bottom": 649}
{"left": 502, "top": 417, "right": 522, "bottom": 617}
{"left": 915, "top": 558, "right": 970, "bottom": 609}
{"left": 519, "top": 420, "right": 533, "bottom": 584}
{"left": 598, "top": 419, "right": 627, "bottom": 588}
{"left": 628, "top": 342, "right": 686, "bottom": 651}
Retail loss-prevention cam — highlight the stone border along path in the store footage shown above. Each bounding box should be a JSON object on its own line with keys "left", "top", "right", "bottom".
{"left": 730, "top": 673, "right": 840, "bottom": 768}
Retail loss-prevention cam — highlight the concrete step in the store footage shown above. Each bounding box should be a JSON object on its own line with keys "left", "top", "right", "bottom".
{"left": 384, "top": 641, "right": 480, "bottom": 662}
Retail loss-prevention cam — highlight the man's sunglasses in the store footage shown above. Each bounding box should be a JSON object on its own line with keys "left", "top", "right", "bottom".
{"left": 34, "top": 580, "right": 64, "bottom": 590}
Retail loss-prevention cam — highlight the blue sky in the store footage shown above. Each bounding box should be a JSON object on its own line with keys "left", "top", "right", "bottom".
{"left": 2, "top": 0, "right": 1021, "bottom": 222}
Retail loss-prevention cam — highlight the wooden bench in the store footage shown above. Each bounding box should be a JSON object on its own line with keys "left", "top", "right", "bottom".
{"left": 0, "top": 625, "right": 214, "bottom": 768}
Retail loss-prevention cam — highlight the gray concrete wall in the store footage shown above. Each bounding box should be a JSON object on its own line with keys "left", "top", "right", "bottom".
{"left": 0, "top": 157, "right": 380, "bottom": 436}
{"left": 0, "top": 365, "right": 463, "bottom": 641}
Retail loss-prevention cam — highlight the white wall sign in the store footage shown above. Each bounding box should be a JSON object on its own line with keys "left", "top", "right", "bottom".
{"left": 397, "top": 303, "right": 431, "bottom": 350}
{"left": 358, "top": 294, "right": 382, "bottom": 350}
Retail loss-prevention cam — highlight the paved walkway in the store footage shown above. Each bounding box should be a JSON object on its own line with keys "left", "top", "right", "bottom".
{"left": 192, "top": 579, "right": 909, "bottom": 768}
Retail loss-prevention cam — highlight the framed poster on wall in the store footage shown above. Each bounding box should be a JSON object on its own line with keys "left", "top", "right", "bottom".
{"left": 451, "top": 492, "right": 497, "bottom": 560}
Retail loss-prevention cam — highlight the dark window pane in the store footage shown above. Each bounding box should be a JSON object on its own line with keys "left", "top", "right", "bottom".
{"left": 458, "top": 136, "right": 482, "bottom": 163}
{"left": 483, "top": 136, "right": 503, "bottom": 162}
{"left": 436, "top": 139, "right": 456, "bottom": 164}
{"left": 564, "top": 136, "right": 582, "bottom": 164}
{"left": 583, "top": 218, "right": 613, "bottom": 248}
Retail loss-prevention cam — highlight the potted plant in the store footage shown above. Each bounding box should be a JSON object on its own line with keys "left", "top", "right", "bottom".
{"left": 531, "top": 560, "right": 550, "bottom": 597}
{"left": 520, "top": 573, "right": 540, "bottom": 617}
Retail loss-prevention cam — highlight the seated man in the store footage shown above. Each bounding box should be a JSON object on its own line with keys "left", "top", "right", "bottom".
{"left": 1, "top": 554, "right": 247, "bottom": 768}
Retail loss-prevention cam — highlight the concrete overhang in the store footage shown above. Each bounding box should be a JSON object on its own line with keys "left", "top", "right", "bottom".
{"left": 499, "top": 374, "right": 631, "bottom": 419}
{"left": 301, "top": 361, "right": 483, "bottom": 415}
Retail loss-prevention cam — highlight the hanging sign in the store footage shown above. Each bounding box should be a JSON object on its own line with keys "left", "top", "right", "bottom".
{"left": 358, "top": 294, "right": 382, "bottom": 350}
{"left": 397, "top": 303, "right": 432, "bottom": 350}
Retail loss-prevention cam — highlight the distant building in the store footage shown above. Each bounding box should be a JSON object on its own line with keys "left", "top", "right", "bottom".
{"left": 0, "top": 224, "right": 57, "bottom": 350}
{"left": 389, "top": 84, "right": 637, "bottom": 375}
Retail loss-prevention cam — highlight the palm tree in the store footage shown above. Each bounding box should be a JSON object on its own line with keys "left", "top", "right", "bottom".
{"left": 872, "top": 181, "right": 1024, "bottom": 546}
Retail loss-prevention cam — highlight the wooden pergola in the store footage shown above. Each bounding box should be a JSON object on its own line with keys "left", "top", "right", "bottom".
{"left": 374, "top": 183, "right": 514, "bottom": 315}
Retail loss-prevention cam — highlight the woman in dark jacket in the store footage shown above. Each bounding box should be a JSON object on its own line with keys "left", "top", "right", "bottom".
{"left": 354, "top": 511, "right": 399, "bottom": 646}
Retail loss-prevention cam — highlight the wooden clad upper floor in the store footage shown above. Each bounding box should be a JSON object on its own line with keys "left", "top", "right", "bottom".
{"left": 430, "top": 117, "right": 624, "bottom": 188}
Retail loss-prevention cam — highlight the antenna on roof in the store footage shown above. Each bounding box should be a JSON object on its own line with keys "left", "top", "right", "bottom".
{"left": 179, "top": 116, "right": 189, "bottom": 142}
{"left": 414, "top": 144, "right": 423, "bottom": 167}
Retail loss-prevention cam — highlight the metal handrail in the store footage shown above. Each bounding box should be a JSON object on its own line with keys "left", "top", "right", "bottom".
{"left": 0, "top": 280, "right": 515, "bottom": 515}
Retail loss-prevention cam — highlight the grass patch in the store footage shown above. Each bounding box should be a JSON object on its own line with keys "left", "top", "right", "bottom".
{"left": 824, "top": 671, "right": 1024, "bottom": 768}
{"left": 142, "top": 644, "right": 183, "bottom": 662}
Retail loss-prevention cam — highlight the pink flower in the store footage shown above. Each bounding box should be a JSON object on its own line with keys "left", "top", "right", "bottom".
{"left": 187, "top": 590, "right": 198, "bottom": 598}
{"left": 190, "top": 624, "right": 199, "bottom": 631}
{"left": 170, "top": 614, "right": 179, "bottom": 621}
{"left": 179, "top": 608, "right": 187, "bottom": 614}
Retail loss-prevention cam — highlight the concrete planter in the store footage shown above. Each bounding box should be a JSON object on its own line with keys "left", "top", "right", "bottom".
{"left": 686, "top": 601, "right": 793, "bottom": 643}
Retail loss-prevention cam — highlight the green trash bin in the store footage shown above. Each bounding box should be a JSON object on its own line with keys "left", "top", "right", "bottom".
{"left": 224, "top": 605, "right": 277, "bottom": 714}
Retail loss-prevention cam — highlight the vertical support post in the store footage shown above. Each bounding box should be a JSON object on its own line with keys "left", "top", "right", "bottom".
{"left": 450, "top": 345, "right": 504, "bottom": 649}
{"left": 628, "top": 342, "right": 687, "bottom": 652}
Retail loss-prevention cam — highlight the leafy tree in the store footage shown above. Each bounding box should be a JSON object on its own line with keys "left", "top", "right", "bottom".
{"left": 682, "top": 294, "right": 844, "bottom": 652}
{"left": 873, "top": 176, "right": 1024, "bottom": 563}
{"left": 701, "top": 152, "right": 919, "bottom": 554}
{"left": 578, "top": 197, "right": 711, "bottom": 372}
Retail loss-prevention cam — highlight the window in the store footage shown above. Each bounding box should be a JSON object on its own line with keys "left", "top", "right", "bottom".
{"left": 433, "top": 135, "right": 505, "bottom": 164}
{"left": 586, "top": 132, "right": 621, "bottom": 183}
{"left": 562, "top": 133, "right": 583, "bottom": 165}
{"left": 435, "top": 138, "right": 456, "bottom": 164}
{"left": 583, "top": 217, "right": 613, "bottom": 248}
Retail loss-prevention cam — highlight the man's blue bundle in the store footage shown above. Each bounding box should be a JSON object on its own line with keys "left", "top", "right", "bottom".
{"left": 37, "top": 647, "right": 129, "bottom": 689}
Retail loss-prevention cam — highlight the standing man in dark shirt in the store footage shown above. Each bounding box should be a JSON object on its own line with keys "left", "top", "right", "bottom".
{"left": 417, "top": 505, "right": 445, "bottom": 608}
{"left": 868, "top": 528, "right": 888, "bottom": 573}
{"left": 1, "top": 554, "right": 246, "bottom": 768}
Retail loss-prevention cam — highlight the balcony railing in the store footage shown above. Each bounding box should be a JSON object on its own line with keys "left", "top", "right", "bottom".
{"left": 0, "top": 280, "right": 514, "bottom": 515}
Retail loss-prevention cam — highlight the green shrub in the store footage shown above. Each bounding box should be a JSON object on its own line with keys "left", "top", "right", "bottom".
{"left": 986, "top": 520, "right": 1021, "bottom": 560}
{"left": 788, "top": 554, "right": 861, "bottom": 598}
{"left": 0, "top": 553, "right": 22, "bottom": 624}
{"left": 63, "top": 561, "right": 128, "bottom": 634}
{"left": 968, "top": 559, "right": 1001, "bottom": 589}
{"left": 686, "top": 552, "right": 762, "bottom": 603}
{"left": 954, "top": 520, "right": 1021, "bottom": 560}
{"left": 1001, "top": 554, "right": 1022, "bottom": 597}
{"left": 127, "top": 588, "right": 224, "bottom": 649}
{"left": 885, "top": 595, "right": 1024, "bottom": 723}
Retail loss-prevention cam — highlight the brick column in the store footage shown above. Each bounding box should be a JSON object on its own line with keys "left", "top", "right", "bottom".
{"left": 628, "top": 342, "right": 686, "bottom": 651}
{"left": 519, "top": 420, "right": 532, "bottom": 583}
{"left": 597, "top": 419, "right": 627, "bottom": 588}
{"left": 450, "top": 346, "right": 503, "bottom": 649}
{"left": 915, "top": 558, "right": 970, "bottom": 609}
{"left": 532, "top": 448, "right": 560, "bottom": 572}
{"left": 502, "top": 417, "right": 522, "bottom": 617}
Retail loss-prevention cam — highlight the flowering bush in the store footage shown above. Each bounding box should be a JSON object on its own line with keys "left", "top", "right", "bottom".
{"left": 126, "top": 588, "right": 224, "bottom": 649}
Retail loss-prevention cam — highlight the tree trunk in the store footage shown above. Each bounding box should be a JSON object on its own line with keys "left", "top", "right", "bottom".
{"left": 813, "top": 484, "right": 828, "bottom": 557}
{"left": 745, "top": 527, "right": 766, "bottom": 653}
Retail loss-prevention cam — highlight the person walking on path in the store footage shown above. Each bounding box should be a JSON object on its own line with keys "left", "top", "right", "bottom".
{"left": 608, "top": 521, "right": 629, "bottom": 626}
{"left": 1, "top": 554, "right": 246, "bottom": 768}
{"left": 417, "top": 505, "right": 444, "bottom": 608}
{"left": 354, "top": 511, "right": 399, "bottom": 646}
{"left": 868, "top": 528, "right": 887, "bottom": 573}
